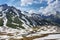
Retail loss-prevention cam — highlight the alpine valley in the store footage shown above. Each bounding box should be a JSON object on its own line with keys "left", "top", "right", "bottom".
{"left": 0, "top": 4, "right": 60, "bottom": 40}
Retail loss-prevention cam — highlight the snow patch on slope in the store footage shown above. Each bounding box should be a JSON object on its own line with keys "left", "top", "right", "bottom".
{"left": 0, "top": 7, "right": 3, "bottom": 12}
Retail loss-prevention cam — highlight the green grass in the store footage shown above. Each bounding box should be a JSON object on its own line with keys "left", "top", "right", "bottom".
{"left": 0, "top": 18, "right": 3, "bottom": 26}
{"left": 6, "top": 21, "right": 17, "bottom": 29}
{"left": 6, "top": 12, "right": 25, "bottom": 29}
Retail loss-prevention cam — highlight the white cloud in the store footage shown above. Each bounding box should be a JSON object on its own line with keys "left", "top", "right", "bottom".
{"left": 22, "top": 9, "right": 37, "bottom": 17}
{"left": 20, "top": 0, "right": 40, "bottom": 6}
{"left": 38, "top": 7, "right": 44, "bottom": 12}
{"left": 7, "top": 0, "right": 15, "bottom": 5}
{"left": 39, "top": 0, "right": 54, "bottom": 4}
{"left": 21, "top": 0, "right": 34, "bottom": 6}
{"left": 33, "top": 1, "right": 39, "bottom": 4}
{"left": 39, "top": 0, "right": 44, "bottom": 3}
{"left": 20, "top": 0, "right": 60, "bottom": 16}
{"left": 46, "top": 0, "right": 54, "bottom": 4}
{"left": 20, "top": 0, "right": 54, "bottom": 6}
{"left": 28, "top": 10, "right": 36, "bottom": 14}
{"left": 38, "top": 0, "right": 60, "bottom": 16}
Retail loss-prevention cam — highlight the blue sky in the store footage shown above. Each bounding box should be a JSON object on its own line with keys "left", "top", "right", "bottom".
{"left": 0, "top": 0, "right": 57, "bottom": 12}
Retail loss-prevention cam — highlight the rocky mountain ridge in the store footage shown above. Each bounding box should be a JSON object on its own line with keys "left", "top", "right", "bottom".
{"left": 0, "top": 4, "right": 60, "bottom": 29}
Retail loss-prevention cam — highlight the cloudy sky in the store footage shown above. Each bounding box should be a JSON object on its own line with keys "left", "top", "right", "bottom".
{"left": 0, "top": 0, "right": 60, "bottom": 15}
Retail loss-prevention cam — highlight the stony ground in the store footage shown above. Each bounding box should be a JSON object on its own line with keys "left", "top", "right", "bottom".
{"left": 0, "top": 25, "right": 60, "bottom": 40}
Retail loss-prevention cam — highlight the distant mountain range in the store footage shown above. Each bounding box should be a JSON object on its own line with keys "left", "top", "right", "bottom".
{"left": 0, "top": 4, "right": 60, "bottom": 29}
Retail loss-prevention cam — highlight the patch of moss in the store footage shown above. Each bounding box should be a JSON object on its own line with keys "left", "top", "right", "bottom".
{"left": 6, "top": 14, "right": 25, "bottom": 29}
{"left": 13, "top": 16, "right": 25, "bottom": 29}
{"left": 0, "top": 18, "right": 3, "bottom": 26}
{"left": 6, "top": 21, "right": 17, "bottom": 29}
{"left": 13, "top": 17, "right": 22, "bottom": 24}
